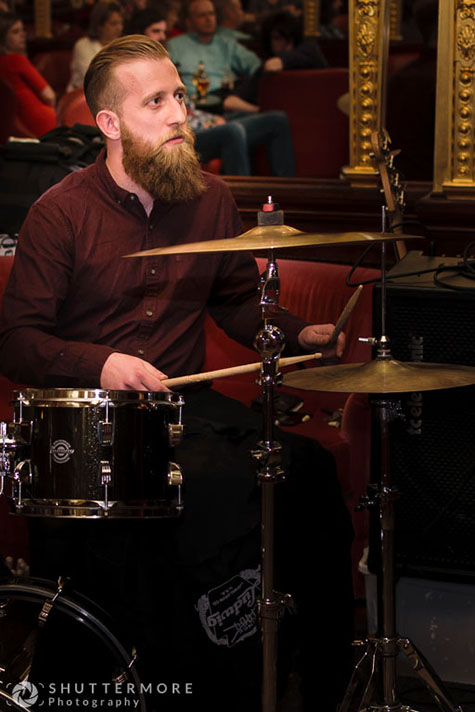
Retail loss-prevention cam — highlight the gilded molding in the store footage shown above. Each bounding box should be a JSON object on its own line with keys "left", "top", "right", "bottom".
{"left": 357, "top": 0, "right": 377, "bottom": 17}
{"left": 457, "top": 24, "right": 475, "bottom": 61}
{"left": 389, "top": 0, "right": 403, "bottom": 41}
{"left": 433, "top": 0, "right": 475, "bottom": 196}
{"left": 344, "top": 0, "right": 389, "bottom": 186}
{"left": 357, "top": 21, "right": 377, "bottom": 57}
{"left": 459, "top": 0, "right": 475, "bottom": 21}
{"left": 303, "top": 0, "right": 320, "bottom": 37}
{"left": 34, "top": 0, "right": 51, "bottom": 38}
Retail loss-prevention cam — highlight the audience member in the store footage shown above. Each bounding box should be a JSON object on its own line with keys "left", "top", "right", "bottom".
{"left": 167, "top": 0, "right": 260, "bottom": 97}
{"left": 127, "top": 5, "right": 168, "bottom": 40}
{"left": 214, "top": 0, "right": 254, "bottom": 38}
{"left": 67, "top": 1, "right": 124, "bottom": 91}
{"left": 261, "top": 10, "right": 327, "bottom": 72}
{"left": 0, "top": 12, "right": 56, "bottom": 137}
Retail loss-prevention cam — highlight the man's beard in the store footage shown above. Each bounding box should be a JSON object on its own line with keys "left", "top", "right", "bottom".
{"left": 120, "top": 122, "right": 206, "bottom": 203}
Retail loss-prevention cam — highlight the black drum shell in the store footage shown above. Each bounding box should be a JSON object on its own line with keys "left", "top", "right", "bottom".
{"left": 10, "top": 389, "right": 184, "bottom": 518}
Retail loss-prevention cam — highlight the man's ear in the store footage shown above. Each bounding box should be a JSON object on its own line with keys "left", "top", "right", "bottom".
{"left": 96, "top": 109, "right": 121, "bottom": 140}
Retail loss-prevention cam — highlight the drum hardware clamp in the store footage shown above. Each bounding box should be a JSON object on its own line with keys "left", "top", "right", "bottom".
{"left": 38, "top": 576, "right": 68, "bottom": 629}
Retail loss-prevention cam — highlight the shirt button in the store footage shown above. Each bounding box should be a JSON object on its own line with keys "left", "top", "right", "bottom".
{"left": 138, "top": 349, "right": 144, "bottom": 356}
{"left": 149, "top": 224, "right": 154, "bottom": 230}
{"left": 150, "top": 268, "right": 156, "bottom": 275}
{"left": 130, "top": 195, "right": 136, "bottom": 201}
{"left": 146, "top": 310, "right": 153, "bottom": 317}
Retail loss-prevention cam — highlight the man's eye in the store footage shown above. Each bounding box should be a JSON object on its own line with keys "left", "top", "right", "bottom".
{"left": 151, "top": 97, "right": 161, "bottom": 105}
{"left": 176, "top": 92, "right": 185, "bottom": 102}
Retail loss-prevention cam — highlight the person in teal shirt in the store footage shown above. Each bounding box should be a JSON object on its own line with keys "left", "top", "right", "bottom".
{"left": 167, "top": 0, "right": 261, "bottom": 97}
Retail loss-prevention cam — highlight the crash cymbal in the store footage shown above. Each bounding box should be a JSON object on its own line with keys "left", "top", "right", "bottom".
{"left": 283, "top": 359, "right": 475, "bottom": 393}
{"left": 125, "top": 227, "right": 421, "bottom": 258}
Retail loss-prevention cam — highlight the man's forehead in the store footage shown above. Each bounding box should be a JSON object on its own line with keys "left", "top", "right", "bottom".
{"left": 113, "top": 57, "right": 178, "bottom": 88}
{"left": 190, "top": 0, "right": 215, "bottom": 15}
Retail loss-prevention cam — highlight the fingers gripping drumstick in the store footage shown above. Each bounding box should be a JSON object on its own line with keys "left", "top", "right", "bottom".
{"left": 328, "top": 285, "right": 363, "bottom": 347}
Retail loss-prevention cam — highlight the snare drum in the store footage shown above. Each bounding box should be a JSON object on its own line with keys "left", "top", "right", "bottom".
{"left": 9, "top": 389, "right": 185, "bottom": 519}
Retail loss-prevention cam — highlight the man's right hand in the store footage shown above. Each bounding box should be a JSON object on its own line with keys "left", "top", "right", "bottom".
{"left": 100, "top": 353, "right": 169, "bottom": 391}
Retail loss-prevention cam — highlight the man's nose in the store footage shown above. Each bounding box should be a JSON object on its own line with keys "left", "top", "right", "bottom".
{"left": 167, "top": 98, "right": 186, "bottom": 125}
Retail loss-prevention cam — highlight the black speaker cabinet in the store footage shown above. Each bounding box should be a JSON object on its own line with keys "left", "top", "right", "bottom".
{"left": 372, "top": 252, "right": 475, "bottom": 579}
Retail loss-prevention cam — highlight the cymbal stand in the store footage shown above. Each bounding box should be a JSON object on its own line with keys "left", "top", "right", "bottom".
{"left": 339, "top": 218, "right": 463, "bottom": 712}
{"left": 251, "top": 199, "right": 294, "bottom": 712}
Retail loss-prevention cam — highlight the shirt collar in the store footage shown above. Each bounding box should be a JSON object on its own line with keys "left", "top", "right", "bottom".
{"left": 95, "top": 149, "right": 139, "bottom": 207}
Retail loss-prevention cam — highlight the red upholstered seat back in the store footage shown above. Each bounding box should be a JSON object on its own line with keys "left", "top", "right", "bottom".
{"left": 257, "top": 68, "right": 349, "bottom": 178}
{"left": 32, "top": 50, "right": 73, "bottom": 101}
{"left": 56, "top": 89, "right": 96, "bottom": 128}
{"left": 204, "top": 257, "right": 378, "bottom": 371}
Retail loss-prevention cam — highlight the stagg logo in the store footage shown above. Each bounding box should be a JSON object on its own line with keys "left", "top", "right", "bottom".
{"left": 50, "top": 439, "right": 75, "bottom": 464}
{"left": 11, "top": 682, "right": 39, "bottom": 708}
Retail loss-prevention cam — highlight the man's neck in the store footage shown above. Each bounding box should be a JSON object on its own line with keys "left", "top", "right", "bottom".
{"left": 105, "top": 151, "right": 154, "bottom": 216}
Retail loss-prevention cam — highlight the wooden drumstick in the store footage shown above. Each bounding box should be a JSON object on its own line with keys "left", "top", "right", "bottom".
{"left": 163, "top": 352, "right": 322, "bottom": 388}
{"left": 328, "top": 284, "right": 363, "bottom": 347}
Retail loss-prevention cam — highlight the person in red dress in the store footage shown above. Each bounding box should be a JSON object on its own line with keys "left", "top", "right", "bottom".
{"left": 0, "top": 13, "right": 56, "bottom": 137}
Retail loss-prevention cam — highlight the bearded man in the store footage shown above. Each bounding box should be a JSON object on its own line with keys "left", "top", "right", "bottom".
{"left": 0, "top": 36, "right": 353, "bottom": 712}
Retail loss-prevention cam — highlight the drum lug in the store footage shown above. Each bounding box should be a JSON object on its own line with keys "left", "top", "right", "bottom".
{"left": 98, "top": 421, "right": 113, "bottom": 446}
{"left": 11, "top": 459, "right": 32, "bottom": 509}
{"left": 167, "top": 462, "right": 183, "bottom": 509}
{"left": 100, "top": 460, "right": 112, "bottom": 511}
{"left": 167, "top": 462, "right": 183, "bottom": 487}
{"left": 168, "top": 423, "right": 183, "bottom": 447}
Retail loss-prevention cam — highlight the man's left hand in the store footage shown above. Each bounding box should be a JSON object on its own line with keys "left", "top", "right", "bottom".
{"left": 298, "top": 324, "right": 345, "bottom": 358}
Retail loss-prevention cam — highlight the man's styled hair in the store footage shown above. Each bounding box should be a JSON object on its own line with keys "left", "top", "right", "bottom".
{"left": 84, "top": 34, "right": 169, "bottom": 118}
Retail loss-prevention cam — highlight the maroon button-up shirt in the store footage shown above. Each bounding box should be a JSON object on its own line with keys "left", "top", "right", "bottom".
{"left": 0, "top": 153, "right": 307, "bottom": 387}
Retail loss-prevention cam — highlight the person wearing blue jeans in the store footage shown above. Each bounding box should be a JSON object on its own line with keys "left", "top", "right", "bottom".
{"left": 193, "top": 109, "right": 296, "bottom": 175}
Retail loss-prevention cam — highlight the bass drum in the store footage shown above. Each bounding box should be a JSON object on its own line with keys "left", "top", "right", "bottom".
{"left": 0, "top": 577, "right": 147, "bottom": 711}
{"left": 9, "top": 388, "right": 185, "bottom": 519}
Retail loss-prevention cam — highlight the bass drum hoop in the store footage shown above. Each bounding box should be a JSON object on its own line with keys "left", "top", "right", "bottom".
{"left": 0, "top": 578, "right": 147, "bottom": 711}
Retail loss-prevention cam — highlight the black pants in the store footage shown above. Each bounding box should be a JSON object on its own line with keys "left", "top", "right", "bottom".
{"left": 26, "top": 389, "right": 354, "bottom": 711}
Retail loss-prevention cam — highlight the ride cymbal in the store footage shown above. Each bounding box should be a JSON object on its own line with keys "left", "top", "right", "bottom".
{"left": 125, "top": 227, "right": 421, "bottom": 258}
{"left": 283, "top": 359, "right": 475, "bottom": 394}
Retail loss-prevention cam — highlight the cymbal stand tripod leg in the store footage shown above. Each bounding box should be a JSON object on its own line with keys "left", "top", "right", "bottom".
{"left": 252, "top": 245, "right": 293, "bottom": 712}
{"left": 339, "top": 395, "right": 464, "bottom": 712}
